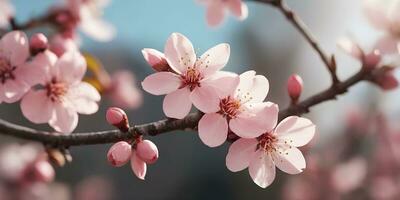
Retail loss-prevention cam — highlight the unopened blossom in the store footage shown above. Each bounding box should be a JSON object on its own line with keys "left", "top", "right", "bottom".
{"left": 30, "top": 33, "right": 49, "bottom": 55}
{"left": 0, "top": 0, "right": 14, "bottom": 28}
{"left": 198, "top": 70, "right": 279, "bottom": 147}
{"left": 287, "top": 74, "right": 303, "bottom": 103}
{"left": 106, "top": 70, "right": 143, "bottom": 109}
{"left": 226, "top": 116, "right": 316, "bottom": 188}
{"left": 66, "top": 0, "right": 116, "bottom": 42}
{"left": 20, "top": 50, "right": 101, "bottom": 133}
{"left": 142, "top": 32, "right": 236, "bottom": 119}
{"left": 0, "top": 31, "right": 48, "bottom": 104}
{"left": 337, "top": 37, "right": 399, "bottom": 90}
{"left": 198, "top": 0, "right": 248, "bottom": 27}
{"left": 106, "top": 107, "right": 129, "bottom": 132}
{"left": 107, "top": 139, "right": 159, "bottom": 180}
{"left": 142, "top": 48, "right": 170, "bottom": 72}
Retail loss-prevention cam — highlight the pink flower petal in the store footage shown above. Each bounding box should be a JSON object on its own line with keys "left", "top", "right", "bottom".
{"left": 164, "top": 33, "right": 196, "bottom": 74}
{"left": 2, "top": 79, "right": 29, "bottom": 103}
{"left": 249, "top": 150, "right": 276, "bottom": 188}
{"left": 20, "top": 90, "right": 54, "bottom": 124}
{"left": 235, "top": 70, "right": 269, "bottom": 103}
{"left": 141, "top": 72, "right": 181, "bottom": 95}
{"left": 226, "top": 138, "right": 258, "bottom": 172}
{"left": 198, "top": 113, "right": 229, "bottom": 147}
{"left": 197, "top": 43, "right": 230, "bottom": 76}
{"left": 49, "top": 102, "right": 79, "bottom": 133}
{"left": 202, "top": 71, "right": 240, "bottom": 98}
{"left": 230, "top": 102, "right": 279, "bottom": 138}
{"left": 131, "top": 152, "right": 147, "bottom": 180}
{"left": 0, "top": 31, "right": 29, "bottom": 66}
{"left": 206, "top": 1, "right": 225, "bottom": 27}
{"left": 68, "top": 82, "right": 101, "bottom": 115}
{"left": 374, "top": 34, "right": 399, "bottom": 55}
{"left": 162, "top": 87, "right": 192, "bottom": 119}
{"left": 226, "top": 0, "right": 248, "bottom": 20}
{"left": 16, "top": 51, "right": 56, "bottom": 86}
{"left": 272, "top": 147, "right": 306, "bottom": 174}
{"left": 275, "top": 116, "right": 316, "bottom": 147}
{"left": 190, "top": 86, "right": 220, "bottom": 113}
{"left": 142, "top": 48, "right": 166, "bottom": 67}
{"left": 55, "top": 51, "right": 86, "bottom": 85}
{"left": 79, "top": 6, "right": 116, "bottom": 42}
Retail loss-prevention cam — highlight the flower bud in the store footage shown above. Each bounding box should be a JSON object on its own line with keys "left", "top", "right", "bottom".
{"left": 371, "top": 67, "right": 399, "bottom": 90}
{"left": 106, "top": 107, "right": 129, "bottom": 132}
{"left": 32, "top": 160, "right": 55, "bottom": 183}
{"left": 363, "top": 50, "right": 381, "bottom": 70}
{"left": 136, "top": 140, "right": 159, "bottom": 164}
{"left": 107, "top": 141, "right": 132, "bottom": 167}
{"left": 142, "top": 48, "right": 170, "bottom": 72}
{"left": 287, "top": 74, "right": 303, "bottom": 103}
{"left": 30, "top": 33, "right": 48, "bottom": 55}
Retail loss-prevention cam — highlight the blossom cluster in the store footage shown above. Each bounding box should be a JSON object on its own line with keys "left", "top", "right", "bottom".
{"left": 141, "top": 32, "right": 316, "bottom": 188}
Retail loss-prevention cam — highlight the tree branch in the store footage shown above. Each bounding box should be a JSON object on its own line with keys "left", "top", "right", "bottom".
{"left": 0, "top": 67, "right": 381, "bottom": 147}
{"left": 253, "top": 0, "right": 340, "bottom": 84}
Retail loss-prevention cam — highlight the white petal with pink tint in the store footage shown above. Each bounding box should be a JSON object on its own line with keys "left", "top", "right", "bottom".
{"left": 206, "top": 1, "right": 225, "bottom": 27}
{"left": 142, "top": 72, "right": 181, "bottom": 95}
{"left": 202, "top": 71, "right": 240, "bottom": 98}
{"left": 2, "top": 80, "right": 29, "bottom": 103}
{"left": 164, "top": 33, "right": 196, "bottom": 74}
{"left": 197, "top": 43, "right": 230, "bottom": 76}
{"left": 49, "top": 103, "right": 79, "bottom": 134}
{"left": 131, "top": 152, "right": 147, "bottom": 180}
{"left": 163, "top": 87, "right": 192, "bottom": 119}
{"left": 79, "top": 6, "right": 116, "bottom": 42}
{"left": 198, "top": 113, "right": 229, "bottom": 147}
{"left": 16, "top": 51, "right": 55, "bottom": 86}
{"left": 226, "top": 138, "right": 258, "bottom": 172}
{"left": 0, "top": 31, "right": 29, "bottom": 66}
{"left": 275, "top": 116, "right": 316, "bottom": 147}
{"left": 230, "top": 102, "right": 279, "bottom": 138}
{"left": 20, "top": 90, "right": 54, "bottom": 124}
{"left": 235, "top": 70, "right": 269, "bottom": 103}
{"left": 272, "top": 147, "right": 306, "bottom": 174}
{"left": 190, "top": 86, "right": 220, "bottom": 113}
{"left": 249, "top": 150, "right": 276, "bottom": 188}
{"left": 68, "top": 82, "right": 100, "bottom": 115}
{"left": 56, "top": 51, "right": 86, "bottom": 85}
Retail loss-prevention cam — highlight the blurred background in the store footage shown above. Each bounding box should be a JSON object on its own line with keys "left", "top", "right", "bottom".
{"left": 1, "top": 0, "right": 400, "bottom": 199}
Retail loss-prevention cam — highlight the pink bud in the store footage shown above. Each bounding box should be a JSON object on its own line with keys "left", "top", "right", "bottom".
{"left": 136, "top": 140, "right": 159, "bottom": 164}
{"left": 372, "top": 67, "right": 399, "bottom": 90}
{"left": 142, "top": 48, "right": 170, "bottom": 72}
{"left": 131, "top": 152, "right": 147, "bottom": 180}
{"left": 107, "top": 141, "right": 132, "bottom": 167}
{"left": 106, "top": 107, "right": 129, "bottom": 132}
{"left": 363, "top": 50, "right": 381, "bottom": 70}
{"left": 287, "top": 74, "right": 303, "bottom": 102}
{"left": 30, "top": 33, "right": 48, "bottom": 54}
{"left": 32, "top": 161, "right": 55, "bottom": 183}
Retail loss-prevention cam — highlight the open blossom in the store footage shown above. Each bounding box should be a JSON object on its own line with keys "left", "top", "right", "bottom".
{"left": 106, "top": 70, "right": 143, "bottom": 109}
{"left": 198, "top": 0, "right": 248, "bottom": 27}
{"left": 142, "top": 32, "right": 236, "bottom": 119}
{"left": 0, "top": 0, "right": 14, "bottom": 28}
{"left": 0, "top": 31, "right": 48, "bottom": 104}
{"left": 198, "top": 70, "right": 279, "bottom": 147}
{"left": 67, "top": 0, "right": 116, "bottom": 41}
{"left": 20, "top": 50, "right": 101, "bottom": 133}
{"left": 226, "top": 116, "right": 316, "bottom": 188}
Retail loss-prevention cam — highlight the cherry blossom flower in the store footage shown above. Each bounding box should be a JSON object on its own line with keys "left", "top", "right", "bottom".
{"left": 20, "top": 50, "right": 101, "bottom": 133}
{"left": 0, "top": 0, "right": 14, "bottom": 28}
{"left": 142, "top": 32, "right": 236, "bottom": 119}
{"left": 106, "top": 70, "right": 143, "bottom": 109}
{"left": 67, "top": 0, "right": 116, "bottom": 42}
{"left": 198, "top": 0, "right": 248, "bottom": 27}
{"left": 0, "top": 31, "right": 48, "bottom": 104}
{"left": 226, "top": 116, "right": 316, "bottom": 188}
{"left": 198, "top": 70, "right": 279, "bottom": 147}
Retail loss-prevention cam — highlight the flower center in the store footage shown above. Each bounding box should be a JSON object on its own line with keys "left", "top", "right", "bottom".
{"left": 218, "top": 96, "right": 241, "bottom": 119}
{"left": 258, "top": 133, "right": 277, "bottom": 153}
{"left": 181, "top": 67, "right": 202, "bottom": 91}
{"left": 46, "top": 78, "right": 68, "bottom": 102}
{"left": 0, "top": 56, "right": 15, "bottom": 84}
